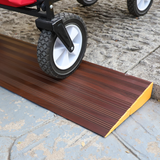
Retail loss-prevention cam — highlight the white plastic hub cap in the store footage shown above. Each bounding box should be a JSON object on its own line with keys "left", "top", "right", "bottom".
{"left": 137, "top": 0, "right": 151, "bottom": 11}
{"left": 53, "top": 24, "right": 82, "bottom": 70}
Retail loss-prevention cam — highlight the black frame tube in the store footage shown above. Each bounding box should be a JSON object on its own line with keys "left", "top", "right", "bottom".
{"left": 0, "top": 0, "right": 60, "bottom": 18}
{"left": 45, "top": 0, "right": 54, "bottom": 20}
{"left": 0, "top": 4, "right": 47, "bottom": 17}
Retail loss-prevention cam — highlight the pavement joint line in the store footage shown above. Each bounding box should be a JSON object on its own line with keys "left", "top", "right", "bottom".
{"left": 8, "top": 138, "right": 16, "bottom": 160}
{"left": 10, "top": 117, "right": 57, "bottom": 139}
{"left": 4, "top": 117, "right": 58, "bottom": 159}
{"left": 80, "top": 135, "right": 99, "bottom": 151}
{"left": 113, "top": 132, "right": 152, "bottom": 160}
{"left": 152, "top": 108, "right": 160, "bottom": 116}
{"left": 124, "top": 44, "right": 160, "bottom": 101}
{"left": 112, "top": 132, "right": 141, "bottom": 160}
{"left": 130, "top": 116, "right": 155, "bottom": 138}
{"left": 25, "top": 117, "right": 57, "bottom": 133}
{"left": 125, "top": 45, "right": 160, "bottom": 74}
{"left": 0, "top": 136, "right": 15, "bottom": 139}
{"left": 66, "top": 130, "right": 88, "bottom": 148}
{"left": 113, "top": 132, "right": 147, "bottom": 160}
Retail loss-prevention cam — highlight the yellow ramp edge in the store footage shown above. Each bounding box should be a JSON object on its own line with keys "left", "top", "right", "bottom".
{"left": 105, "top": 82, "right": 153, "bottom": 138}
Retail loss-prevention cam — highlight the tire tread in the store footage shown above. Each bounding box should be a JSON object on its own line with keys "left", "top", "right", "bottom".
{"left": 37, "top": 12, "right": 87, "bottom": 79}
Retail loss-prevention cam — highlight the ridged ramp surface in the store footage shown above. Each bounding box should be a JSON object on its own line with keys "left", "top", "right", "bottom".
{"left": 0, "top": 34, "right": 153, "bottom": 137}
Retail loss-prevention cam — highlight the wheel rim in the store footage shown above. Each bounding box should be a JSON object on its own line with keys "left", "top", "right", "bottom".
{"left": 137, "top": 0, "right": 151, "bottom": 11}
{"left": 53, "top": 24, "right": 82, "bottom": 70}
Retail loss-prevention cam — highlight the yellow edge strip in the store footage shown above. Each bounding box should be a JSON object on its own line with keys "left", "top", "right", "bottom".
{"left": 105, "top": 82, "right": 153, "bottom": 138}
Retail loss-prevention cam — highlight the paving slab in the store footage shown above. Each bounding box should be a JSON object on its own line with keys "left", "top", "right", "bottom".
{"left": 0, "top": 87, "right": 55, "bottom": 138}
{"left": 10, "top": 114, "right": 138, "bottom": 160}
{"left": 114, "top": 99, "right": 160, "bottom": 160}
{"left": 11, "top": 117, "right": 87, "bottom": 160}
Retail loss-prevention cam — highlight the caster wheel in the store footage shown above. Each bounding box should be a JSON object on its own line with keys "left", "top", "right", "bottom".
{"left": 37, "top": 13, "right": 87, "bottom": 79}
{"left": 77, "top": 0, "right": 98, "bottom": 6}
{"left": 127, "top": 0, "right": 153, "bottom": 16}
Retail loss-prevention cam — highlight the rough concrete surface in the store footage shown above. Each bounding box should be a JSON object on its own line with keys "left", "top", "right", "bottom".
{"left": 0, "top": 0, "right": 160, "bottom": 159}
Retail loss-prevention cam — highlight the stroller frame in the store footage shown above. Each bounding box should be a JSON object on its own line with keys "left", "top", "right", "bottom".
{"left": 0, "top": 0, "right": 74, "bottom": 52}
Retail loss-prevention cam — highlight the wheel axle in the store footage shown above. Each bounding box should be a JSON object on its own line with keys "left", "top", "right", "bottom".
{"left": 36, "top": 17, "right": 74, "bottom": 52}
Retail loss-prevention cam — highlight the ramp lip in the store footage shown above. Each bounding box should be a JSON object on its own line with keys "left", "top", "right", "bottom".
{"left": 105, "top": 82, "right": 153, "bottom": 138}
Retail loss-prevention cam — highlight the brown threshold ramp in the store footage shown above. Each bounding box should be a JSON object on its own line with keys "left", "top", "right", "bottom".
{"left": 0, "top": 34, "right": 153, "bottom": 137}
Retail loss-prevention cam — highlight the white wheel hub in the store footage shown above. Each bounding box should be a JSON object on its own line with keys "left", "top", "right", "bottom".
{"left": 137, "top": 0, "right": 151, "bottom": 11}
{"left": 53, "top": 24, "right": 82, "bottom": 70}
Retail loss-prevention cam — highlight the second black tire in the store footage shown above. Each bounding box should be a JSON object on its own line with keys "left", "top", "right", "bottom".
{"left": 77, "top": 0, "right": 98, "bottom": 6}
{"left": 127, "top": 0, "right": 153, "bottom": 16}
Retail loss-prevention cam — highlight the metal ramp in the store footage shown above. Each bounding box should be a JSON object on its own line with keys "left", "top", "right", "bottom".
{"left": 0, "top": 34, "right": 153, "bottom": 137}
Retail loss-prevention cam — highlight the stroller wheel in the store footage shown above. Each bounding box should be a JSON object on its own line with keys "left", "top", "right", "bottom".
{"left": 37, "top": 12, "right": 87, "bottom": 79}
{"left": 77, "top": 0, "right": 98, "bottom": 6}
{"left": 127, "top": 0, "right": 153, "bottom": 16}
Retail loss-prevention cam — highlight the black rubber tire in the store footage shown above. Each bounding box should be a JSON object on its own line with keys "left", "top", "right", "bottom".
{"left": 77, "top": 0, "right": 98, "bottom": 6}
{"left": 127, "top": 0, "right": 153, "bottom": 17}
{"left": 37, "top": 12, "right": 87, "bottom": 79}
